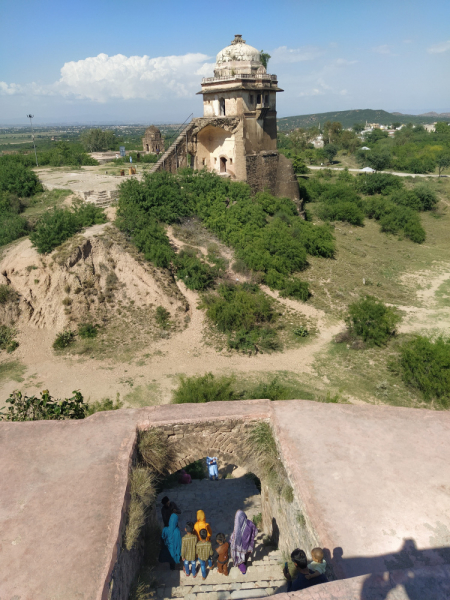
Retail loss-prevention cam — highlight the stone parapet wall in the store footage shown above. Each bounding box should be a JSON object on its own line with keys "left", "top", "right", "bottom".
{"left": 269, "top": 564, "right": 450, "bottom": 600}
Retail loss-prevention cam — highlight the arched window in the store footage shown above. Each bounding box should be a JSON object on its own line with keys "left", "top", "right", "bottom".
{"left": 220, "top": 98, "right": 226, "bottom": 116}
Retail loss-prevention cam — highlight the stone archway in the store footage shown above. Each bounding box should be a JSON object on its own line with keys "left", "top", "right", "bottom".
{"left": 145, "top": 418, "right": 264, "bottom": 480}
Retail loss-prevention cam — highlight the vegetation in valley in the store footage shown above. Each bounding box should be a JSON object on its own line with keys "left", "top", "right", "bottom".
{"left": 345, "top": 295, "right": 401, "bottom": 346}
{"left": 393, "top": 336, "right": 450, "bottom": 407}
{"left": 30, "top": 201, "right": 106, "bottom": 253}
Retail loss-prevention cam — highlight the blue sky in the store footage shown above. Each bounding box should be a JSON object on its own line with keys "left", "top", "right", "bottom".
{"left": 1, "top": 0, "right": 449, "bottom": 124}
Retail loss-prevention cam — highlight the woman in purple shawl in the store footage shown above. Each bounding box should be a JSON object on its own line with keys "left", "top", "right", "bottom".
{"left": 230, "top": 509, "right": 258, "bottom": 574}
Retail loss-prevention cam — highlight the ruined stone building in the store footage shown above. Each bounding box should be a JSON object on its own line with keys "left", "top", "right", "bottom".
{"left": 142, "top": 125, "right": 163, "bottom": 154}
{"left": 146, "top": 35, "right": 300, "bottom": 202}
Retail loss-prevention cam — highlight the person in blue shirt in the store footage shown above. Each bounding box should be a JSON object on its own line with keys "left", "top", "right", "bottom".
{"left": 206, "top": 456, "right": 219, "bottom": 480}
{"left": 283, "top": 548, "right": 327, "bottom": 591}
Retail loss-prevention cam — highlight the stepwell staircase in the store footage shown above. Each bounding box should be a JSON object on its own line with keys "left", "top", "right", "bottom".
{"left": 156, "top": 532, "right": 288, "bottom": 600}
{"left": 148, "top": 115, "right": 196, "bottom": 176}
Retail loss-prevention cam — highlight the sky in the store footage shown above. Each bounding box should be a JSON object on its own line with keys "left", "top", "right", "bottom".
{"left": 1, "top": 0, "right": 449, "bottom": 124}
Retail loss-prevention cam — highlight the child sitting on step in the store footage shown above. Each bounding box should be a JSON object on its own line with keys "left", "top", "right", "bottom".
{"left": 305, "top": 547, "right": 327, "bottom": 579}
{"left": 214, "top": 533, "right": 229, "bottom": 576}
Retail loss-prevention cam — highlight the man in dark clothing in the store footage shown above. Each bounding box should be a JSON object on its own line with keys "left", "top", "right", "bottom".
{"left": 283, "top": 548, "right": 327, "bottom": 592}
{"left": 161, "top": 496, "right": 181, "bottom": 527}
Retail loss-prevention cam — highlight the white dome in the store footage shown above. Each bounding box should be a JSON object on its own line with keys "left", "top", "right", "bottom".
{"left": 216, "top": 35, "right": 261, "bottom": 66}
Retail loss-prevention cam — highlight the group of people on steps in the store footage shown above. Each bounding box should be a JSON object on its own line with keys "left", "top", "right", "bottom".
{"left": 160, "top": 496, "right": 258, "bottom": 579}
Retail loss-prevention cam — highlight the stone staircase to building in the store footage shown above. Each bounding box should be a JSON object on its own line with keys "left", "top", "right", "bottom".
{"left": 155, "top": 532, "right": 287, "bottom": 600}
{"left": 148, "top": 121, "right": 197, "bottom": 175}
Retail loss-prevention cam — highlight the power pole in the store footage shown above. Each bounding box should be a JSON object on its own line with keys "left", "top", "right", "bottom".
{"left": 27, "top": 114, "right": 38, "bottom": 167}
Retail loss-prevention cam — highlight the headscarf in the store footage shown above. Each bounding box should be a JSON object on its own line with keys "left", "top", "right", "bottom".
{"left": 230, "top": 510, "right": 258, "bottom": 566}
{"left": 162, "top": 513, "right": 181, "bottom": 563}
{"left": 194, "top": 509, "right": 212, "bottom": 540}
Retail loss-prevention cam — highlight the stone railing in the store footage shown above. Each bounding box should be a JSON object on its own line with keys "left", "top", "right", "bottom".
{"left": 202, "top": 73, "right": 277, "bottom": 83}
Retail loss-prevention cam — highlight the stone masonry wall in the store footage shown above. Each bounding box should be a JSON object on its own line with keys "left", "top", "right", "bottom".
{"left": 246, "top": 151, "right": 279, "bottom": 196}
{"left": 143, "top": 418, "right": 265, "bottom": 479}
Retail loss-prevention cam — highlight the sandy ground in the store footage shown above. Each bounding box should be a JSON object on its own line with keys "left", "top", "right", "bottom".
{"left": 36, "top": 166, "right": 140, "bottom": 195}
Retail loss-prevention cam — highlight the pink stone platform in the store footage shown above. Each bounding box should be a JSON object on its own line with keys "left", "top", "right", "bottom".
{"left": 1, "top": 400, "right": 449, "bottom": 599}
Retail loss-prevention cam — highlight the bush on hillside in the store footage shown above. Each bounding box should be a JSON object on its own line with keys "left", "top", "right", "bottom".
{"left": 174, "top": 251, "right": 218, "bottom": 291}
{"left": 202, "top": 283, "right": 278, "bottom": 353}
{"left": 317, "top": 201, "right": 365, "bottom": 226}
{"left": 346, "top": 296, "right": 401, "bottom": 346}
{"left": 172, "top": 372, "right": 239, "bottom": 404}
{"left": 364, "top": 197, "right": 426, "bottom": 243}
{"left": 203, "top": 283, "right": 274, "bottom": 333}
{"left": 0, "top": 162, "right": 43, "bottom": 197}
{"left": 396, "top": 336, "right": 450, "bottom": 406}
{"left": 354, "top": 173, "right": 403, "bottom": 196}
{"left": 30, "top": 203, "right": 106, "bottom": 253}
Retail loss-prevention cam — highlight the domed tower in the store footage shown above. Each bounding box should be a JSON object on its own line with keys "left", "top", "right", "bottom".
{"left": 197, "top": 35, "right": 283, "bottom": 181}
{"left": 142, "top": 125, "right": 163, "bottom": 154}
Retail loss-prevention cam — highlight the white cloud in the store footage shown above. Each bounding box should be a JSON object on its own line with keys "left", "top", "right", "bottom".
{"left": 372, "top": 44, "right": 392, "bottom": 55}
{"left": 334, "top": 58, "right": 357, "bottom": 66}
{"left": 427, "top": 40, "right": 450, "bottom": 54}
{"left": 0, "top": 52, "right": 212, "bottom": 102}
{"left": 270, "top": 45, "right": 325, "bottom": 64}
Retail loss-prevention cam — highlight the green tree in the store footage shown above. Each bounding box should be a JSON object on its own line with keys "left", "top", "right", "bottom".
{"left": 436, "top": 153, "right": 450, "bottom": 177}
{"left": 435, "top": 122, "right": 450, "bottom": 134}
{"left": 0, "top": 162, "right": 43, "bottom": 197}
{"left": 391, "top": 122, "right": 401, "bottom": 129}
{"left": 322, "top": 144, "right": 339, "bottom": 164}
{"left": 366, "top": 150, "right": 392, "bottom": 172}
{"left": 260, "top": 50, "right": 271, "bottom": 70}
{"left": 352, "top": 123, "right": 365, "bottom": 134}
{"left": 80, "top": 129, "right": 118, "bottom": 152}
{"left": 323, "top": 121, "right": 343, "bottom": 144}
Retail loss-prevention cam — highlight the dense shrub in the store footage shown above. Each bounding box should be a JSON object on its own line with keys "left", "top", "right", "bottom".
{"left": 53, "top": 330, "right": 75, "bottom": 349}
{"left": 117, "top": 169, "right": 335, "bottom": 292}
{"left": 203, "top": 283, "right": 274, "bottom": 333}
{"left": 172, "top": 372, "right": 239, "bottom": 403}
{"left": 354, "top": 173, "right": 403, "bottom": 196}
{"left": 364, "top": 197, "right": 426, "bottom": 243}
{"left": 396, "top": 336, "right": 450, "bottom": 405}
{"left": 0, "top": 389, "right": 86, "bottom": 421}
{"left": 0, "top": 325, "right": 19, "bottom": 353}
{"left": 174, "top": 251, "right": 217, "bottom": 291}
{"left": 278, "top": 278, "right": 310, "bottom": 301}
{"left": 202, "top": 283, "right": 278, "bottom": 353}
{"left": 346, "top": 296, "right": 401, "bottom": 346}
{"left": 78, "top": 323, "right": 98, "bottom": 338}
{"left": 30, "top": 203, "right": 106, "bottom": 253}
{"left": 317, "top": 201, "right": 365, "bottom": 226}
{"left": 0, "top": 161, "right": 43, "bottom": 197}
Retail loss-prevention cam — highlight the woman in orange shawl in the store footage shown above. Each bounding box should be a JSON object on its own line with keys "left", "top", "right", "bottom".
{"left": 194, "top": 509, "right": 212, "bottom": 541}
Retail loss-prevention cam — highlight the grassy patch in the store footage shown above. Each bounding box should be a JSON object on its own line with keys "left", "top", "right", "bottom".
{"left": 172, "top": 372, "right": 240, "bottom": 404}
{"left": 124, "top": 383, "right": 160, "bottom": 407}
{"left": 86, "top": 394, "right": 123, "bottom": 415}
{"left": 0, "top": 360, "right": 26, "bottom": 384}
{"left": 23, "top": 188, "right": 72, "bottom": 220}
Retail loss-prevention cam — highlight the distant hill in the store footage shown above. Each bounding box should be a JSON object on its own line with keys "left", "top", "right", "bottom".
{"left": 277, "top": 109, "right": 450, "bottom": 131}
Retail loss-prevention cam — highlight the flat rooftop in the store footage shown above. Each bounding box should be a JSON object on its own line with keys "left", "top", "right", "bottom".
{"left": 1, "top": 400, "right": 449, "bottom": 598}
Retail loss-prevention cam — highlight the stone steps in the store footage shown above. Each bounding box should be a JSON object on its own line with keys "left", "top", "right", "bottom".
{"left": 156, "top": 547, "right": 286, "bottom": 599}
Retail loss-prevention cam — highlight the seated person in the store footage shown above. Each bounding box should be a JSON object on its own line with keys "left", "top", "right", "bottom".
{"left": 161, "top": 496, "right": 181, "bottom": 527}
{"left": 179, "top": 469, "right": 192, "bottom": 484}
{"left": 306, "top": 547, "right": 327, "bottom": 579}
{"left": 283, "top": 548, "right": 327, "bottom": 591}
